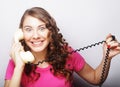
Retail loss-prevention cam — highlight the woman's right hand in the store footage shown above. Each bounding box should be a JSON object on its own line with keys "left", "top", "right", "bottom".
{"left": 9, "top": 41, "right": 25, "bottom": 68}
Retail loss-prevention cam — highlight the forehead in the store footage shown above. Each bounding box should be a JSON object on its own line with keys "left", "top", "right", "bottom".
{"left": 23, "top": 15, "right": 45, "bottom": 26}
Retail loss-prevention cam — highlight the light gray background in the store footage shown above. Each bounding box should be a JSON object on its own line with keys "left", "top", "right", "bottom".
{"left": 0, "top": 0, "right": 120, "bottom": 87}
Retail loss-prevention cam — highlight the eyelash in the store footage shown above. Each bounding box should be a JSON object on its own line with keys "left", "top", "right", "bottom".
{"left": 25, "top": 28, "right": 32, "bottom": 32}
{"left": 38, "top": 27, "right": 46, "bottom": 31}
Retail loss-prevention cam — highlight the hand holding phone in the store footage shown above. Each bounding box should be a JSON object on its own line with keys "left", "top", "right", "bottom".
{"left": 14, "top": 29, "right": 35, "bottom": 63}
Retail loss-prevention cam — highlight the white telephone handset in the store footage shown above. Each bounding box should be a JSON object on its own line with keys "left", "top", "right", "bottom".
{"left": 14, "top": 29, "right": 35, "bottom": 63}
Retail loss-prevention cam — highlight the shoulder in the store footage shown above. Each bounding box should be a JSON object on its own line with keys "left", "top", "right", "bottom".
{"left": 67, "top": 46, "right": 85, "bottom": 61}
{"left": 66, "top": 46, "right": 86, "bottom": 72}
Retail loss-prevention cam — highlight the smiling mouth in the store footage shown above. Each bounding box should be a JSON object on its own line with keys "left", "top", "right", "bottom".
{"left": 31, "top": 41, "right": 44, "bottom": 46}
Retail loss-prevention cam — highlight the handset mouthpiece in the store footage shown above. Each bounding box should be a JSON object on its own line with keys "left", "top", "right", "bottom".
{"left": 111, "top": 35, "right": 116, "bottom": 41}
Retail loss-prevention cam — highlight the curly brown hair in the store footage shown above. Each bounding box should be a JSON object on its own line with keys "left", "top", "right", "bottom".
{"left": 19, "top": 7, "right": 72, "bottom": 83}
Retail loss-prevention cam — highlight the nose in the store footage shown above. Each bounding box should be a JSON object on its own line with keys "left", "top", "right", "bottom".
{"left": 32, "top": 30, "right": 39, "bottom": 39}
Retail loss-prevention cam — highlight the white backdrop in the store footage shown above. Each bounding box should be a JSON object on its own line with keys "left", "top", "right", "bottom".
{"left": 0, "top": 0, "right": 120, "bottom": 87}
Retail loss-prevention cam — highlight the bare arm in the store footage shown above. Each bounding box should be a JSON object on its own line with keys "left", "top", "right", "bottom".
{"left": 4, "top": 66, "right": 24, "bottom": 87}
{"left": 77, "top": 58, "right": 111, "bottom": 85}
{"left": 4, "top": 42, "right": 25, "bottom": 87}
{"left": 77, "top": 34, "right": 120, "bottom": 85}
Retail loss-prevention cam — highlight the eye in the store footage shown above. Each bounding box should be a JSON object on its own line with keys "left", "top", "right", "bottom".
{"left": 24, "top": 27, "right": 33, "bottom": 32}
{"left": 38, "top": 26, "right": 46, "bottom": 31}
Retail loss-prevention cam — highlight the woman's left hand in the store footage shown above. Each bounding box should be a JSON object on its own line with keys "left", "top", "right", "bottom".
{"left": 103, "top": 34, "right": 120, "bottom": 60}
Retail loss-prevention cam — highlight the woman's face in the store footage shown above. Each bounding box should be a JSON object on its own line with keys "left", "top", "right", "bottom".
{"left": 22, "top": 15, "right": 51, "bottom": 53}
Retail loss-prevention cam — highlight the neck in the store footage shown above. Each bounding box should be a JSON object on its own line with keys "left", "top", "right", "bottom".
{"left": 32, "top": 50, "right": 47, "bottom": 63}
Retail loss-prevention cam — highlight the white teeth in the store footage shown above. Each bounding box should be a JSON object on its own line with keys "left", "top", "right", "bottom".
{"left": 33, "top": 42, "right": 42, "bottom": 45}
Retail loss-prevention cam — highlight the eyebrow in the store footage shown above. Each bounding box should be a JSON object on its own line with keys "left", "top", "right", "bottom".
{"left": 23, "top": 25, "right": 32, "bottom": 28}
{"left": 23, "top": 24, "right": 46, "bottom": 28}
{"left": 39, "top": 24, "right": 46, "bottom": 26}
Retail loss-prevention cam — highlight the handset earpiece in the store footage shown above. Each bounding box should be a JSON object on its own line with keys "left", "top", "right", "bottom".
{"left": 14, "top": 29, "right": 24, "bottom": 43}
{"left": 14, "top": 29, "right": 35, "bottom": 63}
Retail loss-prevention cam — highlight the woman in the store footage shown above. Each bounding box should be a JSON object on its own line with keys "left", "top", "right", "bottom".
{"left": 4, "top": 7, "right": 120, "bottom": 87}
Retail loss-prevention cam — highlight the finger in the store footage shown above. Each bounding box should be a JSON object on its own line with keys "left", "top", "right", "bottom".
{"left": 106, "top": 36, "right": 117, "bottom": 44}
{"left": 107, "top": 41, "right": 120, "bottom": 49}
{"left": 113, "top": 46, "right": 120, "bottom": 54}
{"left": 11, "top": 42, "right": 22, "bottom": 54}
{"left": 106, "top": 33, "right": 112, "bottom": 40}
{"left": 116, "top": 43, "right": 120, "bottom": 50}
{"left": 20, "top": 44, "right": 24, "bottom": 52}
{"left": 108, "top": 41, "right": 118, "bottom": 46}
{"left": 106, "top": 34, "right": 113, "bottom": 43}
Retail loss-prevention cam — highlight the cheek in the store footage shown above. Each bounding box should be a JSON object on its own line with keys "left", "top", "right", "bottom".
{"left": 47, "top": 32, "right": 51, "bottom": 38}
{"left": 46, "top": 32, "right": 52, "bottom": 41}
{"left": 23, "top": 33, "right": 32, "bottom": 41}
{"left": 42, "top": 30, "right": 51, "bottom": 39}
